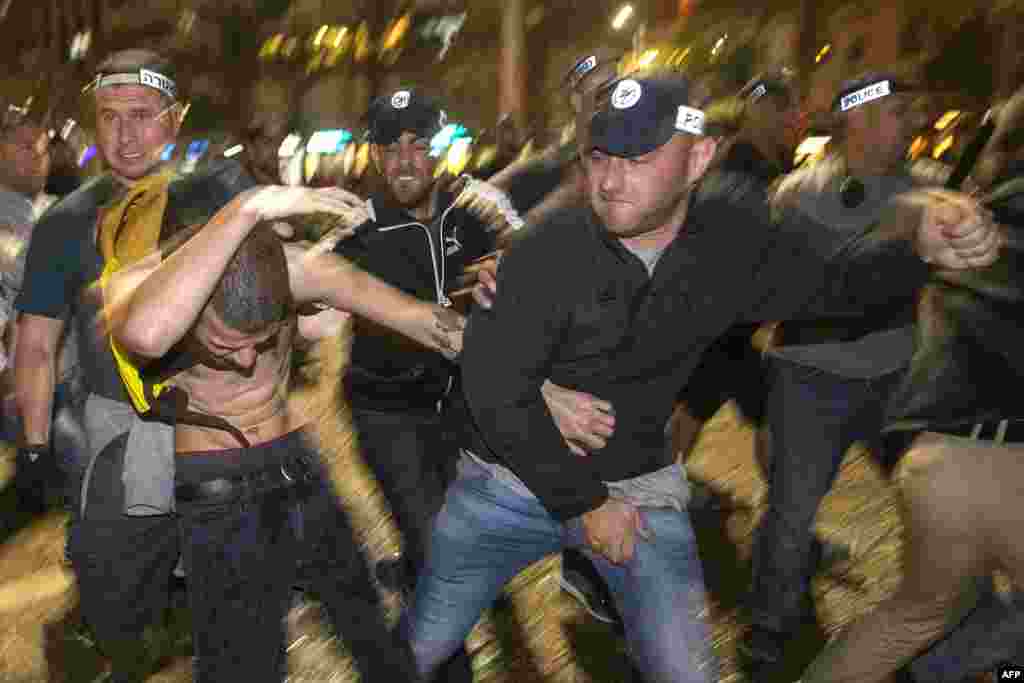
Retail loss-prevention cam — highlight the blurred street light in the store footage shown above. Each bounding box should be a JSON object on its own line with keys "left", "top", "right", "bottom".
{"left": 637, "top": 49, "right": 659, "bottom": 68}
{"left": 612, "top": 5, "right": 634, "bottom": 31}
{"left": 934, "top": 110, "right": 961, "bottom": 131}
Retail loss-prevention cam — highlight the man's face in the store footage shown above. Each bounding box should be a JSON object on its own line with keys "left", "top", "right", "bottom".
{"left": 373, "top": 131, "right": 439, "bottom": 211}
{"left": 752, "top": 93, "right": 800, "bottom": 159}
{"left": 0, "top": 124, "right": 50, "bottom": 197}
{"left": 587, "top": 134, "right": 695, "bottom": 238}
{"left": 243, "top": 115, "right": 289, "bottom": 185}
{"left": 94, "top": 85, "right": 179, "bottom": 183}
{"left": 847, "top": 95, "right": 913, "bottom": 172}
{"left": 193, "top": 304, "right": 281, "bottom": 376}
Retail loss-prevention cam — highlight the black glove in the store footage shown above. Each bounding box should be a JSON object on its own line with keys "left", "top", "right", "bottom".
{"left": 15, "top": 443, "right": 51, "bottom": 514}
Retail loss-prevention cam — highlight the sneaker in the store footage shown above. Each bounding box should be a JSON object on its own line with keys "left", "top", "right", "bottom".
{"left": 559, "top": 550, "right": 621, "bottom": 625}
{"left": 374, "top": 554, "right": 416, "bottom": 597}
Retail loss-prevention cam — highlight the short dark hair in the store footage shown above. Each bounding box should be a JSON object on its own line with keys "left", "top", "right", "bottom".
{"left": 210, "top": 223, "right": 292, "bottom": 333}
{"left": 165, "top": 219, "right": 293, "bottom": 334}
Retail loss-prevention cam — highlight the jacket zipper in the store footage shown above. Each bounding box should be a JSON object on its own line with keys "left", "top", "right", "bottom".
{"left": 378, "top": 204, "right": 458, "bottom": 308}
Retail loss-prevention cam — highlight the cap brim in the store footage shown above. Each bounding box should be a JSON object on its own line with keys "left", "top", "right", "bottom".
{"left": 589, "top": 111, "right": 677, "bottom": 157}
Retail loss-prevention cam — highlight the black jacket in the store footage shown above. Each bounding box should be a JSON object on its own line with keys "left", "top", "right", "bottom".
{"left": 460, "top": 168, "right": 931, "bottom": 521}
{"left": 335, "top": 190, "right": 495, "bottom": 413}
{"left": 884, "top": 177, "right": 1024, "bottom": 434}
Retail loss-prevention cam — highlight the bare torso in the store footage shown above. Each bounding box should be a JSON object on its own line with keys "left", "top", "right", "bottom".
{"left": 171, "top": 319, "right": 304, "bottom": 453}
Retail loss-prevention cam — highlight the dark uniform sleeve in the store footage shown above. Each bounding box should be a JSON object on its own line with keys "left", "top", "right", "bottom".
{"left": 332, "top": 219, "right": 376, "bottom": 273}
{"left": 743, "top": 194, "right": 930, "bottom": 322}
{"left": 15, "top": 210, "right": 85, "bottom": 319}
{"left": 461, "top": 219, "right": 609, "bottom": 521}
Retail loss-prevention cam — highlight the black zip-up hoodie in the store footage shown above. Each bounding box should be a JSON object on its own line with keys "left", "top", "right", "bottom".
{"left": 334, "top": 189, "right": 494, "bottom": 413}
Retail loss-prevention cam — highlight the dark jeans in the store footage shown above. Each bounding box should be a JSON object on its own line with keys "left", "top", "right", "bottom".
{"left": 748, "top": 359, "right": 902, "bottom": 634}
{"left": 351, "top": 406, "right": 457, "bottom": 575}
{"left": 176, "top": 431, "right": 417, "bottom": 683}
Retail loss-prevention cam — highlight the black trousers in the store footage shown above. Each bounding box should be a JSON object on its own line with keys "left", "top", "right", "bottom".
{"left": 350, "top": 406, "right": 458, "bottom": 575}
{"left": 175, "top": 431, "right": 417, "bottom": 682}
{"left": 71, "top": 429, "right": 418, "bottom": 682}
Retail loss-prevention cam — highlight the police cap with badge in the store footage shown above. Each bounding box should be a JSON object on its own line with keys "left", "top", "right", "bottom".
{"left": 589, "top": 75, "right": 706, "bottom": 157}
{"left": 365, "top": 88, "right": 447, "bottom": 147}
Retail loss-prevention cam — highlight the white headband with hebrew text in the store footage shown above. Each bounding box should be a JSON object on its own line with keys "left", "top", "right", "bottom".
{"left": 85, "top": 68, "right": 177, "bottom": 100}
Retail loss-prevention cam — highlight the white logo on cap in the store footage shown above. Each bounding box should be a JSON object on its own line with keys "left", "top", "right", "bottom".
{"left": 840, "top": 80, "right": 891, "bottom": 112}
{"left": 391, "top": 91, "right": 411, "bottom": 109}
{"left": 676, "top": 106, "right": 705, "bottom": 135}
{"left": 611, "top": 79, "right": 643, "bottom": 110}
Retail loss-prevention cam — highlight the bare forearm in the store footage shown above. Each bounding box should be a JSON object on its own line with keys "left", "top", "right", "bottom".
{"left": 308, "top": 253, "right": 461, "bottom": 357}
{"left": 14, "top": 346, "right": 55, "bottom": 444}
{"left": 117, "top": 195, "right": 260, "bottom": 357}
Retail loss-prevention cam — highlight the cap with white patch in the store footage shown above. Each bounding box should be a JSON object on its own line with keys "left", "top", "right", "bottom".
{"left": 590, "top": 75, "right": 704, "bottom": 157}
{"left": 832, "top": 73, "right": 911, "bottom": 113}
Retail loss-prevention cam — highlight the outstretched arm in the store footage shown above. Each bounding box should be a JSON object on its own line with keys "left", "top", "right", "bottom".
{"left": 284, "top": 243, "right": 464, "bottom": 360}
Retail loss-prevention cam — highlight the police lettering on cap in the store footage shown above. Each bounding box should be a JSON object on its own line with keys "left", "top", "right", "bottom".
{"left": 676, "top": 106, "right": 705, "bottom": 135}
{"left": 832, "top": 73, "right": 909, "bottom": 113}
{"left": 840, "top": 80, "right": 891, "bottom": 112}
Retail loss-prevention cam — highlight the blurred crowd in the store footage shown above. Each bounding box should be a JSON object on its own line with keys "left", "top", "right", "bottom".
{"left": 0, "top": 34, "right": 1021, "bottom": 683}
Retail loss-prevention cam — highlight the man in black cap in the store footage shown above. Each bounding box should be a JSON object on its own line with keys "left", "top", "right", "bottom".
{"left": 407, "top": 72, "right": 999, "bottom": 683}
{"left": 739, "top": 71, "right": 936, "bottom": 675}
{"left": 333, "top": 88, "right": 494, "bottom": 600}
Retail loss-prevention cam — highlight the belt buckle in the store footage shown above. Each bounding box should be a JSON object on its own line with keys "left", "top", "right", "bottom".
{"left": 280, "top": 456, "right": 312, "bottom": 484}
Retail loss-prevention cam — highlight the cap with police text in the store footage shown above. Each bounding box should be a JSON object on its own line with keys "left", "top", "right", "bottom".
{"left": 366, "top": 89, "right": 447, "bottom": 145}
{"left": 832, "top": 73, "right": 911, "bottom": 113}
{"left": 589, "top": 76, "right": 705, "bottom": 157}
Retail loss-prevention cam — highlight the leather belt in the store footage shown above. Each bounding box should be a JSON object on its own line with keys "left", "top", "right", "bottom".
{"left": 938, "top": 419, "right": 1024, "bottom": 444}
{"left": 175, "top": 456, "right": 315, "bottom": 503}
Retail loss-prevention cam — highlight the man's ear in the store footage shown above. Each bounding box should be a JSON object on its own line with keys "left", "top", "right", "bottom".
{"left": 370, "top": 144, "right": 382, "bottom": 175}
{"left": 686, "top": 136, "right": 718, "bottom": 184}
{"left": 169, "top": 102, "right": 186, "bottom": 136}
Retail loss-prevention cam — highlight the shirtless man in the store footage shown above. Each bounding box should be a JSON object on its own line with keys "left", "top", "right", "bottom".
{"left": 105, "top": 184, "right": 461, "bottom": 682}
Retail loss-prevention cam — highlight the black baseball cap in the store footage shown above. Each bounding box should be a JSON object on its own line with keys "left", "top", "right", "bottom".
{"left": 832, "top": 72, "right": 912, "bottom": 113}
{"left": 366, "top": 89, "right": 447, "bottom": 145}
{"left": 589, "top": 76, "right": 705, "bottom": 157}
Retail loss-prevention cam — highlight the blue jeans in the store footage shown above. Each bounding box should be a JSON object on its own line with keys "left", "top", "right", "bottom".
{"left": 749, "top": 360, "right": 902, "bottom": 633}
{"left": 407, "top": 456, "right": 719, "bottom": 683}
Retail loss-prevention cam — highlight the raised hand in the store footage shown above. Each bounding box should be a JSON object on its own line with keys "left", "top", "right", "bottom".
{"left": 242, "top": 186, "right": 371, "bottom": 225}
